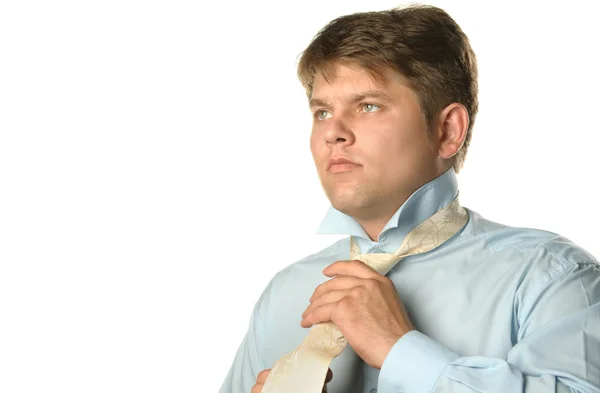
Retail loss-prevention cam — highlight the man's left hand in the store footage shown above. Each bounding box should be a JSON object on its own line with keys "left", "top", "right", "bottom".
{"left": 301, "top": 259, "right": 414, "bottom": 369}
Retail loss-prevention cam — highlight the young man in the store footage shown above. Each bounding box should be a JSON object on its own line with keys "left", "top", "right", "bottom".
{"left": 220, "top": 5, "right": 600, "bottom": 393}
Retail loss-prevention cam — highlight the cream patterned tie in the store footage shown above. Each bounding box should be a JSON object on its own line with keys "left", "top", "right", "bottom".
{"left": 262, "top": 197, "right": 468, "bottom": 393}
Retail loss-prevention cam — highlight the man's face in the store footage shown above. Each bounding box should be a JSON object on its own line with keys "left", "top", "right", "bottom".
{"left": 309, "top": 63, "right": 441, "bottom": 221}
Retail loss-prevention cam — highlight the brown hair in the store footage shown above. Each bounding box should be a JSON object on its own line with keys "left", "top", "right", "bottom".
{"left": 297, "top": 4, "right": 478, "bottom": 172}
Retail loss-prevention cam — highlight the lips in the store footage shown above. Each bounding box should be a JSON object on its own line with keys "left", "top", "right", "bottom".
{"left": 327, "top": 157, "right": 360, "bottom": 173}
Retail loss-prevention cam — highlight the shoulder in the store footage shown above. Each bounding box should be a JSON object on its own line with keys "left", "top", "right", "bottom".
{"left": 253, "top": 237, "right": 350, "bottom": 313}
{"left": 268, "top": 237, "right": 351, "bottom": 290}
{"left": 464, "top": 208, "right": 598, "bottom": 281}
{"left": 251, "top": 237, "right": 353, "bottom": 362}
{"left": 463, "top": 208, "right": 599, "bottom": 330}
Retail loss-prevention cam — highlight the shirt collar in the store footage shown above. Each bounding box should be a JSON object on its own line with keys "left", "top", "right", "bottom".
{"left": 316, "top": 167, "right": 459, "bottom": 253}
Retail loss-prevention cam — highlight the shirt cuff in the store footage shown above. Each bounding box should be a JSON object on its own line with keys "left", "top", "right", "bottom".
{"left": 378, "top": 330, "right": 459, "bottom": 393}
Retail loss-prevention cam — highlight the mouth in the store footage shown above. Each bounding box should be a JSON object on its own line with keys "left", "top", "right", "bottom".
{"left": 327, "top": 157, "right": 360, "bottom": 173}
{"left": 329, "top": 163, "right": 359, "bottom": 173}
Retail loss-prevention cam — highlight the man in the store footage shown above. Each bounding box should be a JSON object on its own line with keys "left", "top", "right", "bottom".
{"left": 220, "top": 4, "right": 600, "bottom": 393}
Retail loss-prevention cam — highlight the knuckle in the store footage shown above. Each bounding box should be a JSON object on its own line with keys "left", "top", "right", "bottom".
{"left": 312, "top": 283, "right": 325, "bottom": 298}
{"left": 303, "top": 311, "right": 313, "bottom": 324}
{"left": 352, "top": 259, "right": 364, "bottom": 267}
{"left": 314, "top": 303, "right": 326, "bottom": 315}
{"left": 338, "top": 296, "right": 353, "bottom": 310}
{"left": 382, "top": 277, "right": 396, "bottom": 291}
{"left": 350, "top": 286, "right": 364, "bottom": 298}
{"left": 365, "top": 278, "right": 379, "bottom": 290}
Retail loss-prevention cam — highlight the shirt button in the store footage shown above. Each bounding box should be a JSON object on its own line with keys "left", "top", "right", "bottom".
{"left": 370, "top": 389, "right": 377, "bottom": 393}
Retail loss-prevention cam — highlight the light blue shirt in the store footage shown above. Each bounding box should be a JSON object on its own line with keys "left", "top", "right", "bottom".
{"left": 219, "top": 169, "right": 600, "bottom": 393}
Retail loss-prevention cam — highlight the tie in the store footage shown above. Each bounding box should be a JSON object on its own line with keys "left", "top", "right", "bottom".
{"left": 262, "top": 197, "right": 468, "bottom": 393}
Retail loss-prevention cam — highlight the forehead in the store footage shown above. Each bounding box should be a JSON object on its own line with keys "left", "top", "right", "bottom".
{"left": 310, "top": 63, "right": 413, "bottom": 103}
{"left": 313, "top": 64, "right": 384, "bottom": 92}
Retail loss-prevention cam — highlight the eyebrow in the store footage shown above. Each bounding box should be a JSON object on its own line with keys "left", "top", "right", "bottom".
{"left": 308, "top": 90, "right": 393, "bottom": 109}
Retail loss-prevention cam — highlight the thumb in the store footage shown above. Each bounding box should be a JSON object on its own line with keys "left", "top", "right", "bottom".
{"left": 322, "top": 368, "right": 333, "bottom": 392}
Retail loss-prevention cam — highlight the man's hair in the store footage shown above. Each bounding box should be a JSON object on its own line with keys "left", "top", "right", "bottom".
{"left": 297, "top": 4, "right": 478, "bottom": 172}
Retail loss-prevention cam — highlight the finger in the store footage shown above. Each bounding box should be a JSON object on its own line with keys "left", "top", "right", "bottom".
{"left": 251, "top": 383, "right": 263, "bottom": 393}
{"left": 323, "top": 259, "right": 380, "bottom": 279}
{"left": 301, "top": 302, "right": 336, "bottom": 327}
{"left": 303, "top": 289, "right": 351, "bottom": 318}
{"left": 310, "top": 276, "right": 363, "bottom": 302}
{"left": 256, "top": 369, "right": 270, "bottom": 384}
{"left": 322, "top": 369, "right": 333, "bottom": 393}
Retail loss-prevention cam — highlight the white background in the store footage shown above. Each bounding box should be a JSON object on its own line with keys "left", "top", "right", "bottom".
{"left": 0, "top": 0, "right": 598, "bottom": 392}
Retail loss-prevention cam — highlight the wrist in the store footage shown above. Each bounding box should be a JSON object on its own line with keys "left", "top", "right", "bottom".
{"left": 375, "top": 328, "right": 413, "bottom": 369}
{"left": 378, "top": 331, "right": 459, "bottom": 393}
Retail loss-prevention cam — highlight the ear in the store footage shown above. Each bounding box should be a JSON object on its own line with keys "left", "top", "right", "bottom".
{"left": 435, "top": 103, "right": 469, "bottom": 160}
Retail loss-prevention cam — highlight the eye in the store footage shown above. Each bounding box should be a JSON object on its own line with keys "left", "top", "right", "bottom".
{"left": 316, "top": 110, "right": 332, "bottom": 120}
{"left": 362, "top": 103, "right": 380, "bottom": 113}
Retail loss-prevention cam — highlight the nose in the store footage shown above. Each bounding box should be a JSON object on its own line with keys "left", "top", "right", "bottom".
{"left": 324, "top": 117, "right": 355, "bottom": 147}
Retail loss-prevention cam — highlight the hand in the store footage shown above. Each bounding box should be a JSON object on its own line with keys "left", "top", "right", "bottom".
{"left": 301, "top": 260, "right": 414, "bottom": 369}
{"left": 252, "top": 368, "right": 333, "bottom": 393}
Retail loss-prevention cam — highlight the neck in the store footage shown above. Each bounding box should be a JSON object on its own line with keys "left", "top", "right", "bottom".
{"left": 353, "top": 199, "right": 406, "bottom": 242}
{"left": 357, "top": 218, "right": 389, "bottom": 242}
{"left": 353, "top": 168, "right": 451, "bottom": 241}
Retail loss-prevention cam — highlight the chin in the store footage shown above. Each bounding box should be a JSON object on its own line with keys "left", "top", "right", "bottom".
{"left": 327, "top": 182, "right": 385, "bottom": 216}
{"left": 329, "top": 190, "right": 365, "bottom": 215}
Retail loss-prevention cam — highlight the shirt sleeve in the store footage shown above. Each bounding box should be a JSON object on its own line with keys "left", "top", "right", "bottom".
{"left": 218, "top": 280, "right": 273, "bottom": 393}
{"left": 378, "top": 261, "right": 600, "bottom": 393}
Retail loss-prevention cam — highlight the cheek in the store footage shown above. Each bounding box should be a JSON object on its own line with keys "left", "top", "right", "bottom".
{"left": 309, "top": 132, "right": 324, "bottom": 164}
{"left": 365, "top": 126, "right": 426, "bottom": 169}
{"left": 309, "top": 134, "right": 318, "bottom": 156}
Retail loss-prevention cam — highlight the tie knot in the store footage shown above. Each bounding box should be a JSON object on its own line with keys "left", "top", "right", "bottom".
{"left": 354, "top": 252, "right": 401, "bottom": 275}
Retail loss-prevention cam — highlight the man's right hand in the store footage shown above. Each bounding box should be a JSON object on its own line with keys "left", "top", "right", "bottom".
{"left": 251, "top": 368, "right": 333, "bottom": 393}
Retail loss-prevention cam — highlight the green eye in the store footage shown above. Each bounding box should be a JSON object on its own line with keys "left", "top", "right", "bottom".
{"left": 363, "top": 104, "right": 380, "bottom": 112}
{"left": 317, "top": 110, "right": 332, "bottom": 120}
